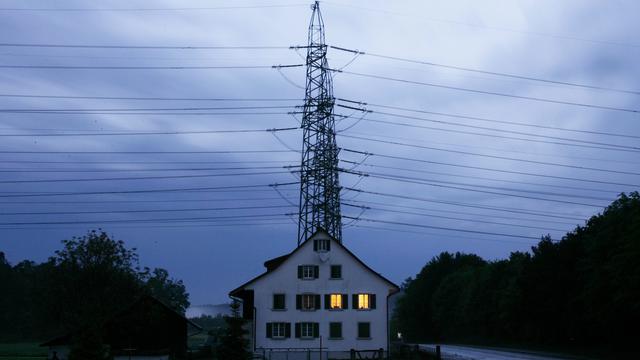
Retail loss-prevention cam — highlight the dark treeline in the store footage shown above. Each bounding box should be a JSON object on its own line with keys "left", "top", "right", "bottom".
{"left": 395, "top": 192, "right": 640, "bottom": 351}
{"left": 0, "top": 230, "right": 189, "bottom": 342}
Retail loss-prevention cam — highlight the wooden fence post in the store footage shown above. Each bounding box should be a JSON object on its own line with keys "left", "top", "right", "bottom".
{"left": 350, "top": 348, "right": 355, "bottom": 360}
{"left": 436, "top": 345, "right": 441, "bottom": 360}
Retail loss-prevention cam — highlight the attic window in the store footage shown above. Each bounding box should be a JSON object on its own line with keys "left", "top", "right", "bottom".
{"left": 314, "top": 239, "right": 330, "bottom": 252}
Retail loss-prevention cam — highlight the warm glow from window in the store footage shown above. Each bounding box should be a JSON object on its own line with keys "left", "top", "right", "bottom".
{"left": 358, "top": 294, "right": 370, "bottom": 309}
{"left": 330, "top": 294, "right": 342, "bottom": 309}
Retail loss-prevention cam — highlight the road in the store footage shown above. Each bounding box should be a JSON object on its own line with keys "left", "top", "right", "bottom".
{"left": 419, "top": 344, "right": 586, "bottom": 360}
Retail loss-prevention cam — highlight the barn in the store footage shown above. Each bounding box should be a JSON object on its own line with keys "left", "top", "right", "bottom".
{"left": 230, "top": 229, "right": 400, "bottom": 360}
{"left": 41, "top": 295, "right": 201, "bottom": 360}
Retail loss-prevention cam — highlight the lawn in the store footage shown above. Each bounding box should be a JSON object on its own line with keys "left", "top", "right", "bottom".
{"left": 0, "top": 342, "right": 47, "bottom": 360}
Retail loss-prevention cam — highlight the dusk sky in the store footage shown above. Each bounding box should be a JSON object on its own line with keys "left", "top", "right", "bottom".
{"left": 1, "top": 0, "right": 639, "bottom": 306}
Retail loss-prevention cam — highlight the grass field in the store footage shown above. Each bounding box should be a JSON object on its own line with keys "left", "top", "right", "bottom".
{"left": 0, "top": 343, "right": 47, "bottom": 360}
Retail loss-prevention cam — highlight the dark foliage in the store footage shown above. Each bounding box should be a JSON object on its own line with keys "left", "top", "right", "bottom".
{"left": 215, "top": 300, "right": 250, "bottom": 360}
{"left": 0, "top": 230, "right": 190, "bottom": 342}
{"left": 395, "top": 192, "right": 640, "bottom": 350}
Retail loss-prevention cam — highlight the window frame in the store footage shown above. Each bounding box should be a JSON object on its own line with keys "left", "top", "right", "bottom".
{"left": 357, "top": 293, "right": 370, "bottom": 310}
{"left": 272, "top": 322, "right": 287, "bottom": 339}
{"left": 272, "top": 293, "right": 286, "bottom": 311}
{"left": 301, "top": 322, "right": 315, "bottom": 339}
{"left": 357, "top": 322, "right": 371, "bottom": 339}
{"left": 301, "top": 265, "right": 316, "bottom": 280}
{"left": 329, "top": 322, "right": 342, "bottom": 339}
{"left": 301, "top": 294, "right": 316, "bottom": 311}
{"left": 314, "top": 238, "right": 331, "bottom": 252}
{"left": 329, "top": 293, "right": 343, "bottom": 310}
{"left": 330, "top": 264, "right": 342, "bottom": 279}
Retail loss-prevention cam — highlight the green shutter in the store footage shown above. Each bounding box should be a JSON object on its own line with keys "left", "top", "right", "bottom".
{"left": 314, "top": 294, "right": 321, "bottom": 310}
{"left": 352, "top": 294, "right": 358, "bottom": 309}
{"left": 285, "top": 323, "right": 291, "bottom": 338}
{"left": 342, "top": 294, "right": 348, "bottom": 309}
{"left": 295, "top": 323, "right": 301, "bottom": 338}
{"left": 313, "top": 322, "right": 319, "bottom": 338}
{"left": 266, "top": 323, "right": 272, "bottom": 338}
{"left": 327, "top": 240, "right": 331, "bottom": 251}
{"left": 314, "top": 265, "right": 319, "bottom": 279}
{"left": 296, "top": 294, "right": 301, "bottom": 310}
{"left": 324, "top": 294, "right": 330, "bottom": 309}
{"left": 371, "top": 294, "right": 377, "bottom": 309}
{"left": 297, "top": 265, "right": 303, "bottom": 279}
{"left": 313, "top": 240, "right": 318, "bottom": 251}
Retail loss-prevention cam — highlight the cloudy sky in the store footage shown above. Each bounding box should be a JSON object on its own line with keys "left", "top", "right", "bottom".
{"left": 1, "top": 0, "right": 639, "bottom": 305}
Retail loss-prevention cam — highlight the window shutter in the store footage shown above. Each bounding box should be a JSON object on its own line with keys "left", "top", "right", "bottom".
{"left": 313, "top": 240, "right": 318, "bottom": 251}
{"left": 314, "top": 294, "right": 321, "bottom": 310}
{"left": 285, "top": 323, "right": 291, "bottom": 338}
{"left": 342, "top": 294, "right": 348, "bottom": 309}
{"left": 296, "top": 295, "right": 301, "bottom": 310}
{"left": 324, "top": 294, "right": 330, "bottom": 310}
{"left": 314, "top": 265, "right": 319, "bottom": 279}
{"left": 295, "top": 323, "right": 301, "bottom": 338}
{"left": 327, "top": 240, "right": 331, "bottom": 251}
{"left": 352, "top": 294, "right": 358, "bottom": 309}
{"left": 371, "top": 294, "right": 377, "bottom": 309}
{"left": 297, "top": 266, "right": 303, "bottom": 279}
{"left": 313, "top": 323, "right": 320, "bottom": 338}
{"left": 266, "top": 323, "right": 272, "bottom": 338}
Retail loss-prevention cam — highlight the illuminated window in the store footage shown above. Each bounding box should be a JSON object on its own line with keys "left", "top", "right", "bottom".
{"left": 358, "top": 294, "right": 370, "bottom": 310}
{"left": 330, "top": 294, "right": 343, "bottom": 309}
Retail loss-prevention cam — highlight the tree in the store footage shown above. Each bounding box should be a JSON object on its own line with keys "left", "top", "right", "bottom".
{"left": 144, "top": 268, "right": 190, "bottom": 314}
{"left": 215, "top": 300, "right": 250, "bottom": 360}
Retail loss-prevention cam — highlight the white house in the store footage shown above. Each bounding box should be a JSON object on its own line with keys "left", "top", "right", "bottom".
{"left": 230, "top": 229, "right": 399, "bottom": 359}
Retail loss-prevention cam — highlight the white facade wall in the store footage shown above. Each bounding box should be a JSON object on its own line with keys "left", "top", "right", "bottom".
{"left": 242, "top": 233, "right": 397, "bottom": 358}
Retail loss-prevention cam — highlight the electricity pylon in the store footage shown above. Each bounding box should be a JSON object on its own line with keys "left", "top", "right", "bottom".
{"left": 297, "top": 1, "right": 342, "bottom": 245}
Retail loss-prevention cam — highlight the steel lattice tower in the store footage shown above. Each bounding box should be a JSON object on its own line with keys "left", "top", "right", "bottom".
{"left": 297, "top": 1, "right": 342, "bottom": 245}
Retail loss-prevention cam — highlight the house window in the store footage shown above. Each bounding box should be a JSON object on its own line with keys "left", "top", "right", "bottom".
{"left": 353, "top": 293, "right": 376, "bottom": 310}
{"left": 324, "top": 293, "right": 348, "bottom": 310}
{"left": 329, "top": 322, "right": 342, "bottom": 339}
{"left": 272, "top": 294, "right": 285, "bottom": 310}
{"left": 358, "top": 294, "right": 370, "bottom": 309}
{"left": 330, "top": 265, "right": 342, "bottom": 279}
{"left": 295, "top": 322, "right": 319, "bottom": 339}
{"left": 298, "top": 265, "right": 318, "bottom": 280}
{"left": 357, "top": 322, "right": 371, "bottom": 339}
{"left": 301, "top": 322, "right": 316, "bottom": 338}
{"left": 314, "top": 238, "right": 330, "bottom": 252}
{"left": 330, "top": 294, "right": 342, "bottom": 309}
{"left": 297, "top": 294, "right": 320, "bottom": 311}
{"left": 266, "top": 322, "right": 290, "bottom": 339}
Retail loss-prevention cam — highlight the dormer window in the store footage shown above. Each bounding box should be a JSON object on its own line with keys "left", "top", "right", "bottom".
{"left": 314, "top": 238, "right": 330, "bottom": 252}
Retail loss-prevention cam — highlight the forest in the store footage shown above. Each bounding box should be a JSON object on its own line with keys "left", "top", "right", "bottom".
{"left": 394, "top": 192, "right": 640, "bottom": 352}
{"left": 0, "top": 230, "right": 189, "bottom": 342}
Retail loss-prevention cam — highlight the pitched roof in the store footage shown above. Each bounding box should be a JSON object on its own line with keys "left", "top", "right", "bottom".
{"left": 229, "top": 229, "right": 399, "bottom": 297}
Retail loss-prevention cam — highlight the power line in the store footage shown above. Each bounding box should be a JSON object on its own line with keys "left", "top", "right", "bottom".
{"left": 0, "top": 93, "right": 300, "bottom": 101}
{"left": 349, "top": 100, "right": 640, "bottom": 140}
{"left": 0, "top": 160, "right": 294, "bottom": 165}
{"left": 0, "top": 64, "right": 303, "bottom": 70}
{"left": 340, "top": 149, "right": 640, "bottom": 188}
{"left": 339, "top": 135, "right": 640, "bottom": 176}
{"left": 332, "top": 69, "right": 640, "bottom": 114}
{"left": 341, "top": 111, "right": 639, "bottom": 153}
{"left": 354, "top": 171, "right": 608, "bottom": 207}
{"left": 0, "top": 4, "right": 308, "bottom": 12}
{"left": 0, "top": 213, "right": 294, "bottom": 226}
{"left": 343, "top": 187, "right": 588, "bottom": 221}
{"left": 0, "top": 182, "right": 299, "bottom": 198}
{"left": 0, "top": 127, "right": 298, "bottom": 137}
{"left": 0, "top": 165, "right": 293, "bottom": 173}
{"left": 343, "top": 215, "right": 550, "bottom": 241}
{"left": 0, "top": 150, "right": 296, "bottom": 154}
{"left": 0, "top": 196, "right": 293, "bottom": 205}
{"left": 330, "top": 46, "right": 640, "bottom": 95}
{"left": 340, "top": 160, "right": 617, "bottom": 194}
{"left": 348, "top": 199, "right": 580, "bottom": 226}
{"left": 0, "top": 170, "right": 294, "bottom": 184}
{"left": 0, "top": 204, "right": 295, "bottom": 216}
{"left": 0, "top": 105, "right": 295, "bottom": 113}
{"left": 343, "top": 203, "right": 567, "bottom": 232}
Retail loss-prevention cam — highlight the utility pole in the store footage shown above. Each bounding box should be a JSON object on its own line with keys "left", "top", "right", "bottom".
{"left": 297, "top": 1, "right": 342, "bottom": 245}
